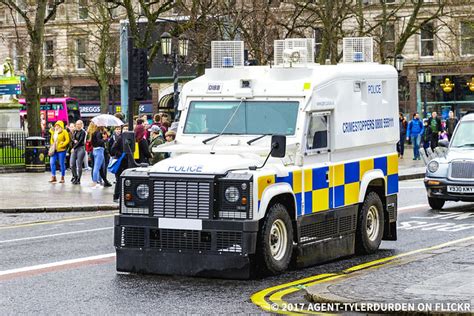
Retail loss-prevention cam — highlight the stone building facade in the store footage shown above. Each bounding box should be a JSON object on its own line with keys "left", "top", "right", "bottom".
{"left": 0, "top": 1, "right": 473, "bottom": 119}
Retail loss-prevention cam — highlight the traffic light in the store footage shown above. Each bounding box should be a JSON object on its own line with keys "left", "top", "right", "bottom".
{"left": 129, "top": 47, "right": 148, "bottom": 101}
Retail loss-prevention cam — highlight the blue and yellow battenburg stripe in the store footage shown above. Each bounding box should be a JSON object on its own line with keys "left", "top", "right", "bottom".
{"left": 257, "top": 154, "right": 398, "bottom": 216}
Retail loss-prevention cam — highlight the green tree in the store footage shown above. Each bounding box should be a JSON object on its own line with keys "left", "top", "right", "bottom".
{"left": 0, "top": 0, "right": 65, "bottom": 136}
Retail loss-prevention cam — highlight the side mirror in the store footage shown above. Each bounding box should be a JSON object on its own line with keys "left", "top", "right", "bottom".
{"left": 271, "top": 135, "right": 286, "bottom": 158}
{"left": 439, "top": 139, "right": 449, "bottom": 148}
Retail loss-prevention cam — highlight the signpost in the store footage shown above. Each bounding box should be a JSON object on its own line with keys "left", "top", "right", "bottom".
{"left": 0, "top": 76, "right": 22, "bottom": 96}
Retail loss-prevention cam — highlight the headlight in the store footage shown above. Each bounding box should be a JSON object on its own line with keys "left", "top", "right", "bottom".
{"left": 427, "top": 161, "right": 439, "bottom": 173}
{"left": 224, "top": 186, "right": 240, "bottom": 203}
{"left": 136, "top": 184, "right": 149, "bottom": 200}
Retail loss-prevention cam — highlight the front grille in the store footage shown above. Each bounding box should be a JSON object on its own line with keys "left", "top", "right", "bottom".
{"left": 120, "top": 227, "right": 145, "bottom": 248}
{"left": 153, "top": 179, "right": 212, "bottom": 219}
{"left": 149, "top": 229, "right": 212, "bottom": 251}
{"left": 450, "top": 161, "right": 474, "bottom": 180}
{"left": 216, "top": 231, "right": 243, "bottom": 253}
{"left": 119, "top": 227, "right": 245, "bottom": 254}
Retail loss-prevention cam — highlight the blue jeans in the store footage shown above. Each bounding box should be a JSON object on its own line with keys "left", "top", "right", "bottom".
{"left": 411, "top": 135, "right": 421, "bottom": 159}
{"left": 92, "top": 147, "right": 105, "bottom": 183}
{"left": 50, "top": 150, "right": 67, "bottom": 177}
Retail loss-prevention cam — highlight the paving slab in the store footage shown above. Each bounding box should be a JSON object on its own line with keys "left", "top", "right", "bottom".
{"left": 305, "top": 240, "right": 474, "bottom": 314}
{"left": 0, "top": 171, "right": 117, "bottom": 212}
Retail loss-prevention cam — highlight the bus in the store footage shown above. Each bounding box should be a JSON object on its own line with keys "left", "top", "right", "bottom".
{"left": 19, "top": 97, "right": 81, "bottom": 131}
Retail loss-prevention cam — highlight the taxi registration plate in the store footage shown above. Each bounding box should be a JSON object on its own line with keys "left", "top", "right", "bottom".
{"left": 447, "top": 186, "right": 474, "bottom": 193}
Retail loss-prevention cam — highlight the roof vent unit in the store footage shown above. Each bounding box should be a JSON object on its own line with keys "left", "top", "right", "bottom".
{"left": 274, "top": 38, "right": 315, "bottom": 66}
{"left": 211, "top": 41, "right": 244, "bottom": 68}
{"left": 343, "top": 37, "right": 373, "bottom": 63}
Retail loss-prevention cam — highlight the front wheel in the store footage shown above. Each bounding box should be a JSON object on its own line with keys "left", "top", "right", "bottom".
{"left": 257, "top": 203, "right": 293, "bottom": 275}
{"left": 356, "top": 191, "right": 385, "bottom": 254}
{"left": 428, "top": 197, "right": 445, "bottom": 210}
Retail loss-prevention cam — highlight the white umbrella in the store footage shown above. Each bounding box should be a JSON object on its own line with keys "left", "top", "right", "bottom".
{"left": 91, "top": 114, "right": 124, "bottom": 127}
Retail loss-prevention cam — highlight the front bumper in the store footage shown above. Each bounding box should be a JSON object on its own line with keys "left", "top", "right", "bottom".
{"left": 424, "top": 177, "right": 474, "bottom": 202}
{"left": 114, "top": 215, "right": 259, "bottom": 279}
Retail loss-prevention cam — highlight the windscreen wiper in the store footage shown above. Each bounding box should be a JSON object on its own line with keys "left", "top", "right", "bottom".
{"left": 203, "top": 134, "right": 219, "bottom": 144}
{"left": 247, "top": 134, "right": 270, "bottom": 145}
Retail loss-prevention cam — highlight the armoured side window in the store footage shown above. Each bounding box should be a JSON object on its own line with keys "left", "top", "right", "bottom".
{"left": 306, "top": 112, "right": 330, "bottom": 153}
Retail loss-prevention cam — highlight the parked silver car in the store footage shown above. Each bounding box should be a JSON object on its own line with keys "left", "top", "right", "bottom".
{"left": 424, "top": 113, "right": 474, "bottom": 209}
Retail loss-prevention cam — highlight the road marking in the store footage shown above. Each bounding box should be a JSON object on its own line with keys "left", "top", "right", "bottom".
{"left": 0, "top": 227, "right": 113, "bottom": 244}
{"left": 0, "top": 213, "right": 116, "bottom": 230}
{"left": 0, "top": 253, "right": 116, "bottom": 281}
{"left": 398, "top": 204, "right": 428, "bottom": 212}
{"left": 251, "top": 235, "right": 474, "bottom": 314}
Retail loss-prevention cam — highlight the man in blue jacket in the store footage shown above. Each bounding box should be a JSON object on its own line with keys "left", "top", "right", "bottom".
{"left": 406, "top": 112, "right": 424, "bottom": 160}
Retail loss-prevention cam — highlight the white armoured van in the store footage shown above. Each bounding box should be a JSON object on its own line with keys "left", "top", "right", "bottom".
{"left": 114, "top": 38, "right": 400, "bottom": 278}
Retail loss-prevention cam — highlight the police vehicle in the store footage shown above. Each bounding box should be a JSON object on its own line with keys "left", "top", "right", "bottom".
{"left": 115, "top": 38, "right": 399, "bottom": 278}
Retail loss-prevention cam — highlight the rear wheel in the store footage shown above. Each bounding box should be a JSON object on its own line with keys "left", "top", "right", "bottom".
{"left": 257, "top": 203, "right": 293, "bottom": 275}
{"left": 428, "top": 197, "right": 445, "bottom": 210}
{"left": 356, "top": 191, "right": 384, "bottom": 254}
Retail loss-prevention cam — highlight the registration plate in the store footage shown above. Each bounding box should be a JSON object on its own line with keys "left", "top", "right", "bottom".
{"left": 447, "top": 186, "right": 474, "bottom": 193}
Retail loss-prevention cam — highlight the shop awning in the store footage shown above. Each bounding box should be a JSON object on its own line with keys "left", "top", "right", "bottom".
{"left": 159, "top": 93, "right": 174, "bottom": 109}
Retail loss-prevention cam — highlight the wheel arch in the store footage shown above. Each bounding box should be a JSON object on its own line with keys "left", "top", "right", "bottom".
{"left": 257, "top": 183, "right": 297, "bottom": 242}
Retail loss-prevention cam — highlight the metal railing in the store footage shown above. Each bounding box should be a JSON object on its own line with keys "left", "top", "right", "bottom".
{"left": 0, "top": 131, "right": 26, "bottom": 166}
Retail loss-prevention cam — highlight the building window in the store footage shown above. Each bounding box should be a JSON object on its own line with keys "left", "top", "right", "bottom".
{"left": 78, "top": 0, "right": 88, "bottom": 19}
{"left": 0, "top": 9, "right": 6, "bottom": 24}
{"left": 420, "top": 22, "right": 434, "bottom": 57}
{"left": 460, "top": 22, "right": 474, "bottom": 56}
{"left": 47, "top": 0, "right": 56, "bottom": 20}
{"left": 76, "top": 38, "right": 86, "bottom": 69}
{"left": 314, "top": 28, "right": 329, "bottom": 62}
{"left": 140, "top": 0, "right": 150, "bottom": 15}
{"left": 16, "top": 0, "right": 27, "bottom": 23}
{"left": 383, "top": 24, "right": 395, "bottom": 57}
{"left": 44, "top": 40, "right": 54, "bottom": 69}
{"left": 13, "top": 43, "right": 24, "bottom": 71}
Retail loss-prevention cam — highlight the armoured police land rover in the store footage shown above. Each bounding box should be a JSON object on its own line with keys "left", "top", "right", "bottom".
{"left": 114, "top": 38, "right": 399, "bottom": 278}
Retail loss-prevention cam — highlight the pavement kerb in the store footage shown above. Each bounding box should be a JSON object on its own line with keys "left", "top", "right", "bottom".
{"left": 0, "top": 204, "right": 118, "bottom": 213}
{"left": 399, "top": 172, "right": 425, "bottom": 181}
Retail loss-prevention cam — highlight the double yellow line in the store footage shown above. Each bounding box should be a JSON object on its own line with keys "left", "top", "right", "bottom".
{"left": 251, "top": 236, "right": 474, "bottom": 314}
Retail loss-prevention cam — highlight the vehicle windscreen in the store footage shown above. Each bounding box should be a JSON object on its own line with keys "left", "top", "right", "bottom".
{"left": 183, "top": 101, "right": 299, "bottom": 135}
{"left": 450, "top": 121, "right": 474, "bottom": 148}
{"left": 67, "top": 100, "right": 81, "bottom": 122}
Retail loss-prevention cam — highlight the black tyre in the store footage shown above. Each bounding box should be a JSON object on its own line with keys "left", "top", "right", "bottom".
{"left": 257, "top": 203, "right": 293, "bottom": 275}
{"left": 355, "top": 191, "right": 385, "bottom": 254}
{"left": 428, "top": 197, "right": 445, "bottom": 210}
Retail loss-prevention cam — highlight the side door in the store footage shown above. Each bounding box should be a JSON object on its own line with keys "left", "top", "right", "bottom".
{"left": 302, "top": 111, "right": 332, "bottom": 215}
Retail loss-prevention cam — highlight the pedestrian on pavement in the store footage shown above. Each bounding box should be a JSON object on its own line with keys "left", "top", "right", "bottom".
{"left": 427, "top": 111, "right": 442, "bottom": 150}
{"left": 100, "top": 128, "right": 112, "bottom": 187}
{"left": 88, "top": 122, "right": 106, "bottom": 188}
{"left": 70, "top": 120, "right": 86, "bottom": 185}
{"left": 49, "top": 120, "right": 70, "bottom": 183}
{"left": 66, "top": 122, "right": 75, "bottom": 169}
{"left": 406, "top": 112, "right": 424, "bottom": 160}
{"left": 110, "top": 127, "right": 129, "bottom": 203}
{"left": 397, "top": 112, "right": 407, "bottom": 159}
{"left": 421, "top": 119, "right": 432, "bottom": 155}
{"left": 445, "top": 110, "right": 458, "bottom": 141}
{"left": 134, "top": 123, "right": 152, "bottom": 164}
{"left": 149, "top": 125, "right": 165, "bottom": 165}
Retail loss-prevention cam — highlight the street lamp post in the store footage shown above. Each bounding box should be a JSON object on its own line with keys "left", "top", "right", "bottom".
{"left": 418, "top": 70, "right": 432, "bottom": 118}
{"left": 387, "top": 55, "right": 405, "bottom": 111}
{"left": 160, "top": 32, "right": 189, "bottom": 121}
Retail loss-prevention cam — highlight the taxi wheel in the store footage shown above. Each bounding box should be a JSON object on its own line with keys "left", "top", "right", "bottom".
{"left": 428, "top": 197, "right": 445, "bottom": 210}
{"left": 257, "top": 203, "right": 293, "bottom": 275}
{"left": 355, "top": 191, "right": 384, "bottom": 254}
